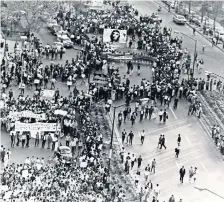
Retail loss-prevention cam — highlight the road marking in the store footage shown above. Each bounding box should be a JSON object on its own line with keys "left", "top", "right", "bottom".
{"left": 200, "top": 162, "right": 208, "bottom": 172}
{"left": 198, "top": 119, "right": 211, "bottom": 138}
{"left": 175, "top": 161, "right": 180, "bottom": 169}
{"left": 185, "top": 135, "right": 192, "bottom": 146}
{"left": 148, "top": 123, "right": 192, "bottom": 135}
{"left": 169, "top": 106, "right": 178, "bottom": 119}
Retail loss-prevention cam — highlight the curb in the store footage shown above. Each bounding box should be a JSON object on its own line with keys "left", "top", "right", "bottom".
{"left": 154, "top": 1, "right": 224, "bottom": 53}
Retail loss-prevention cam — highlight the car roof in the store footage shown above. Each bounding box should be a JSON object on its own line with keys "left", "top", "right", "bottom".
{"left": 59, "top": 146, "right": 71, "bottom": 150}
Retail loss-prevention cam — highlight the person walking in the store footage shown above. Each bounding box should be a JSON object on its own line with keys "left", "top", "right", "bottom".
{"left": 193, "top": 27, "right": 196, "bottom": 36}
{"left": 189, "top": 166, "right": 194, "bottom": 182}
{"left": 140, "top": 130, "right": 145, "bottom": 145}
{"left": 128, "top": 131, "right": 134, "bottom": 146}
{"left": 168, "top": 195, "right": 176, "bottom": 202}
{"left": 177, "top": 134, "right": 181, "bottom": 146}
{"left": 175, "top": 145, "right": 180, "bottom": 158}
{"left": 131, "top": 154, "right": 136, "bottom": 169}
{"left": 137, "top": 155, "right": 143, "bottom": 168}
{"left": 10, "top": 131, "right": 15, "bottom": 148}
{"left": 122, "top": 129, "right": 127, "bottom": 144}
{"left": 151, "top": 159, "right": 156, "bottom": 174}
{"left": 163, "top": 109, "right": 168, "bottom": 123}
{"left": 157, "top": 134, "right": 163, "bottom": 148}
{"left": 154, "top": 184, "right": 160, "bottom": 200}
{"left": 160, "top": 135, "right": 166, "bottom": 149}
{"left": 179, "top": 166, "right": 186, "bottom": 184}
{"left": 193, "top": 167, "right": 197, "bottom": 183}
{"left": 144, "top": 167, "right": 150, "bottom": 184}
{"left": 159, "top": 109, "right": 163, "bottom": 123}
{"left": 130, "top": 112, "right": 136, "bottom": 127}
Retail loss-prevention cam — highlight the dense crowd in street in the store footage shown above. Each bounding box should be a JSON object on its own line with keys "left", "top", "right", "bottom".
{"left": 1, "top": 1, "right": 224, "bottom": 202}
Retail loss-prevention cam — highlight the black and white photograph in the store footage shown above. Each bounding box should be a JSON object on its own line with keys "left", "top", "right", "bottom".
{"left": 1, "top": 0, "right": 224, "bottom": 202}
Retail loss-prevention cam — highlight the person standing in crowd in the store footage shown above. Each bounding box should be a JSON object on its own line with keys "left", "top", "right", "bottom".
{"left": 26, "top": 132, "right": 31, "bottom": 147}
{"left": 47, "top": 133, "right": 52, "bottom": 149}
{"left": 21, "top": 132, "right": 26, "bottom": 148}
{"left": 16, "top": 131, "right": 21, "bottom": 146}
{"left": 35, "top": 132, "right": 40, "bottom": 147}
{"left": 65, "top": 134, "right": 71, "bottom": 147}
{"left": 179, "top": 166, "right": 186, "bottom": 184}
{"left": 140, "top": 130, "right": 145, "bottom": 145}
{"left": 144, "top": 167, "right": 150, "bottom": 184}
{"left": 41, "top": 133, "right": 46, "bottom": 149}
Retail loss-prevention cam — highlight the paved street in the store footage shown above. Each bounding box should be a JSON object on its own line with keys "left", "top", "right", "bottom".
{"left": 129, "top": 0, "right": 224, "bottom": 79}
{"left": 2, "top": 1, "right": 224, "bottom": 201}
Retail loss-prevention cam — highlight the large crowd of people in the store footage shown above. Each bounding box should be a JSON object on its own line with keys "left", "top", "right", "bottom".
{"left": 1, "top": 1, "right": 224, "bottom": 202}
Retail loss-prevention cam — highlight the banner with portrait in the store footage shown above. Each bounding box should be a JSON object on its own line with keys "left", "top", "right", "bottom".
{"left": 103, "top": 29, "right": 127, "bottom": 43}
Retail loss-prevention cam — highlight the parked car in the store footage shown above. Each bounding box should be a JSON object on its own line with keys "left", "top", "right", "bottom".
{"left": 215, "top": 28, "right": 224, "bottom": 42}
{"left": 61, "top": 37, "right": 73, "bottom": 48}
{"left": 56, "top": 30, "right": 69, "bottom": 40}
{"left": 53, "top": 42, "right": 66, "bottom": 52}
{"left": 55, "top": 146, "right": 73, "bottom": 164}
{"left": 173, "top": 14, "right": 186, "bottom": 25}
{"left": 47, "top": 19, "right": 58, "bottom": 29}
{"left": 49, "top": 24, "right": 62, "bottom": 35}
{"left": 191, "top": 14, "right": 201, "bottom": 26}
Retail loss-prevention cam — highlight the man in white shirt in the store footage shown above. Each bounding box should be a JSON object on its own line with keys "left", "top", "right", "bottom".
{"left": 154, "top": 184, "right": 160, "bottom": 200}
{"left": 140, "top": 130, "right": 145, "bottom": 145}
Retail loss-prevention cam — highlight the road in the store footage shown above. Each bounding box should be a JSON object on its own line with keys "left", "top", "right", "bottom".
{"left": 130, "top": 0, "right": 224, "bottom": 79}
{"left": 107, "top": 1, "right": 224, "bottom": 201}
{"left": 2, "top": 2, "right": 224, "bottom": 201}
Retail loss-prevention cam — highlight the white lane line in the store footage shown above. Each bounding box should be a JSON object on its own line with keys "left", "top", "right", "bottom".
{"left": 185, "top": 136, "right": 192, "bottom": 146}
{"left": 200, "top": 162, "right": 208, "bottom": 172}
{"left": 148, "top": 123, "right": 192, "bottom": 134}
{"left": 175, "top": 161, "right": 180, "bottom": 169}
{"left": 169, "top": 106, "right": 178, "bottom": 120}
{"left": 198, "top": 119, "right": 211, "bottom": 138}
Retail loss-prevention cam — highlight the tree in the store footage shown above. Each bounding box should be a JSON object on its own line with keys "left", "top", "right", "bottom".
{"left": 199, "top": 2, "right": 209, "bottom": 23}
{"left": 211, "top": 1, "right": 223, "bottom": 30}
{"left": 1, "top": 1, "right": 59, "bottom": 33}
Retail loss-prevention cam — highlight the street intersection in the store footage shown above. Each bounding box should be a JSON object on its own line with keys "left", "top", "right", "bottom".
{"left": 2, "top": 1, "right": 224, "bottom": 202}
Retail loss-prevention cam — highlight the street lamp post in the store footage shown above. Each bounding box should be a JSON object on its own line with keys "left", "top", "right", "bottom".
{"left": 108, "top": 103, "right": 126, "bottom": 174}
{"left": 174, "top": 30, "right": 197, "bottom": 79}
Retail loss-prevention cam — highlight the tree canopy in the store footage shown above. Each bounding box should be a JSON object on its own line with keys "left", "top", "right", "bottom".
{"left": 1, "top": 1, "right": 59, "bottom": 32}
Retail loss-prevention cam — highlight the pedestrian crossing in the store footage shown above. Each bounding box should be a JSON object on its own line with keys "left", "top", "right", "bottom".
{"left": 117, "top": 116, "right": 224, "bottom": 201}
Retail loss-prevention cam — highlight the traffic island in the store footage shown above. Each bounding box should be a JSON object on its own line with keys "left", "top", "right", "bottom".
{"left": 89, "top": 103, "right": 139, "bottom": 201}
